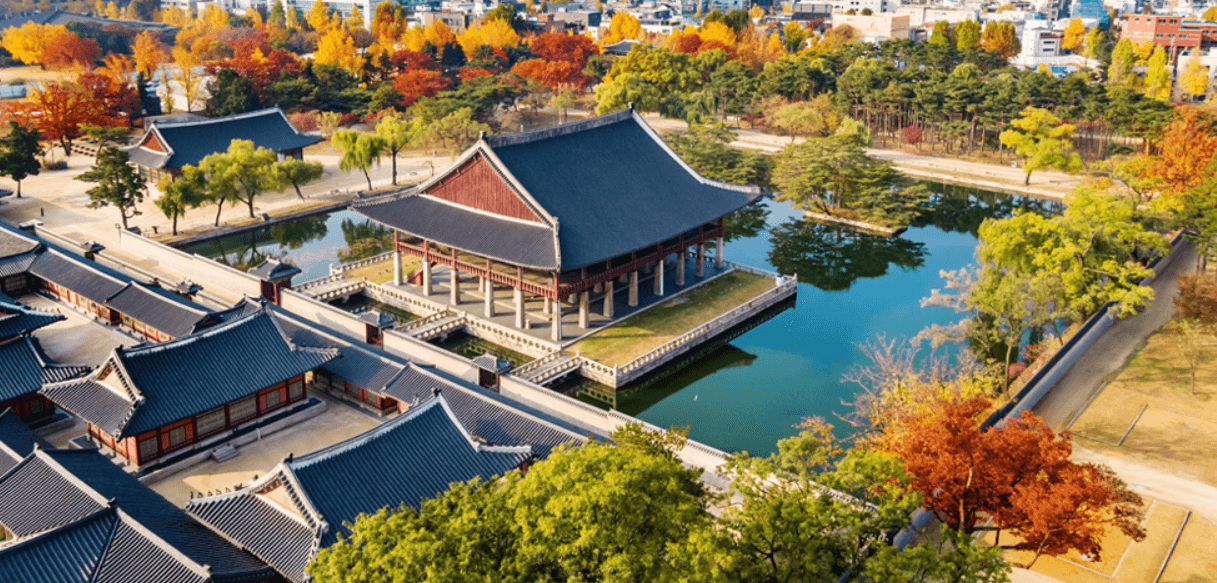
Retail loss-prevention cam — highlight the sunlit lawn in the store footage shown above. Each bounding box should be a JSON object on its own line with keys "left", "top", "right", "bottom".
{"left": 339, "top": 256, "right": 419, "bottom": 284}
{"left": 570, "top": 270, "right": 775, "bottom": 366}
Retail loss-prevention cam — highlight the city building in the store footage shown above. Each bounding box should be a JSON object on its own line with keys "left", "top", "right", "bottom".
{"left": 895, "top": 6, "right": 979, "bottom": 27}
{"left": 40, "top": 307, "right": 339, "bottom": 468}
{"left": 354, "top": 108, "right": 762, "bottom": 342}
{"left": 124, "top": 107, "right": 321, "bottom": 184}
{"left": 831, "top": 12, "right": 911, "bottom": 39}
{"left": 187, "top": 393, "right": 551, "bottom": 583}
{"left": 0, "top": 426, "right": 279, "bottom": 583}
{"left": 1122, "top": 14, "right": 1217, "bottom": 58}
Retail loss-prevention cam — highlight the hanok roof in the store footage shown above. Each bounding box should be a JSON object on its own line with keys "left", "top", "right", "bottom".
{"left": 28, "top": 249, "right": 129, "bottom": 305}
{"left": 0, "top": 297, "right": 64, "bottom": 339}
{"left": 248, "top": 258, "right": 302, "bottom": 281}
{"left": 0, "top": 408, "right": 48, "bottom": 475}
{"left": 472, "top": 353, "right": 512, "bottom": 374}
{"left": 354, "top": 109, "right": 762, "bottom": 270}
{"left": 0, "top": 229, "right": 40, "bottom": 279}
{"left": 0, "top": 335, "right": 89, "bottom": 406}
{"left": 124, "top": 108, "right": 322, "bottom": 170}
{"left": 41, "top": 308, "right": 338, "bottom": 438}
{"left": 102, "top": 282, "right": 219, "bottom": 338}
{"left": 187, "top": 393, "right": 533, "bottom": 583}
{"left": 0, "top": 448, "right": 275, "bottom": 583}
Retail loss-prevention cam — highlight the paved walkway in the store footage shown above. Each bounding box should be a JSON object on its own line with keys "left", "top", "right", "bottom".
{"left": 1032, "top": 240, "right": 1196, "bottom": 430}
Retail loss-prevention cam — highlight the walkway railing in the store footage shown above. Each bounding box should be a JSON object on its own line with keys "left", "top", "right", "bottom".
{"left": 514, "top": 351, "right": 565, "bottom": 378}
{"left": 293, "top": 273, "right": 345, "bottom": 292}
{"left": 329, "top": 251, "right": 394, "bottom": 276}
{"left": 616, "top": 273, "right": 797, "bottom": 379}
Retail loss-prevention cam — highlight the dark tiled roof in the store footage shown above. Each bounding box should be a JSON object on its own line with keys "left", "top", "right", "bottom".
{"left": 0, "top": 297, "right": 64, "bottom": 339}
{"left": 0, "top": 453, "right": 108, "bottom": 538}
{"left": 28, "top": 250, "right": 128, "bottom": 305}
{"left": 0, "top": 408, "right": 48, "bottom": 475}
{"left": 248, "top": 259, "right": 302, "bottom": 281}
{"left": 45, "top": 449, "right": 275, "bottom": 581}
{"left": 0, "top": 507, "right": 116, "bottom": 583}
{"left": 42, "top": 308, "right": 337, "bottom": 438}
{"left": 0, "top": 226, "right": 39, "bottom": 259}
{"left": 188, "top": 395, "right": 533, "bottom": 583}
{"left": 102, "top": 282, "right": 216, "bottom": 338}
{"left": 125, "top": 108, "right": 321, "bottom": 170}
{"left": 0, "top": 250, "right": 37, "bottom": 278}
{"left": 484, "top": 110, "right": 761, "bottom": 267}
{"left": 0, "top": 336, "right": 87, "bottom": 404}
{"left": 355, "top": 194, "right": 559, "bottom": 269}
{"left": 356, "top": 110, "right": 759, "bottom": 269}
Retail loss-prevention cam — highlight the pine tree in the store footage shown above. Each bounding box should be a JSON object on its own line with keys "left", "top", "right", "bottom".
{"left": 0, "top": 122, "right": 41, "bottom": 198}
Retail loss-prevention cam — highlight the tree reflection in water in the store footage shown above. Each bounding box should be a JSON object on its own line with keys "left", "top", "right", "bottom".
{"left": 338, "top": 219, "right": 393, "bottom": 262}
{"left": 913, "top": 184, "right": 1064, "bottom": 236}
{"left": 269, "top": 216, "right": 329, "bottom": 250}
{"left": 769, "top": 219, "right": 927, "bottom": 292}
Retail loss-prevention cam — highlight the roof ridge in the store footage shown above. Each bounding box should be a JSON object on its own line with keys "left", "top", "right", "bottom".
{"left": 483, "top": 108, "right": 634, "bottom": 148}
{"left": 0, "top": 506, "right": 117, "bottom": 561}
{"left": 111, "top": 508, "right": 213, "bottom": 580}
{"left": 152, "top": 107, "right": 287, "bottom": 129}
{"left": 409, "top": 366, "right": 585, "bottom": 442}
{"left": 120, "top": 305, "right": 268, "bottom": 356}
{"left": 289, "top": 396, "right": 447, "bottom": 468}
{"left": 629, "top": 110, "right": 764, "bottom": 197}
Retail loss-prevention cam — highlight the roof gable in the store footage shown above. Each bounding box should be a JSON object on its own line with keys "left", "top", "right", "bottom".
{"left": 125, "top": 108, "right": 322, "bottom": 169}
{"left": 0, "top": 336, "right": 87, "bottom": 403}
{"left": 424, "top": 153, "right": 546, "bottom": 224}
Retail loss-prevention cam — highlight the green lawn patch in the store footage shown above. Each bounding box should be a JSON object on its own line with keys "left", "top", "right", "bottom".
{"left": 571, "top": 270, "right": 775, "bottom": 366}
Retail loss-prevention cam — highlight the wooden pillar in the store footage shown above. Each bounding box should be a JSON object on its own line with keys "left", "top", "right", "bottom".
{"left": 579, "top": 290, "right": 589, "bottom": 328}
{"left": 484, "top": 278, "right": 495, "bottom": 318}
{"left": 551, "top": 299, "right": 563, "bottom": 341}
{"left": 603, "top": 280, "right": 614, "bottom": 318}
{"left": 514, "top": 288, "right": 525, "bottom": 328}
{"left": 653, "top": 259, "right": 664, "bottom": 296}
{"left": 696, "top": 243, "right": 706, "bottom": 278}
{"left": 628, "top": 270, "right": 639, "bottom": 307}
{"left": 392, "top": 250, "right": 403, "bottom": 286}
{"left": 422, "top": 261, "right": 432, "bottom": 296}
{"left": 715, "top": 235, "right": 725, "bottom": 270}
{"left": 676, "top": 249, "right": 686, "bottom": 286}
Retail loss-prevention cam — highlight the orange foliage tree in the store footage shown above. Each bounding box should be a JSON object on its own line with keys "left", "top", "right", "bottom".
{"left": 890, "top": 397, "right": 1146, "bottom": 568}
{"left": 1137, "top": 106, "right": 1217, "bottom": 211}
{"left": 39, "top": 30, "right": 99, "bottom": 70}
{"left": 391, "top": 49, "right": 436, "bottom": 72}
{"left": 77, "top": 70, "right": 140, "bottom": 128}
{"left": 1, "top": 81, "right": 110, "bottom": 155}
{"left": 392, "top": 69, "right": 450, "bottom": 107}
{"left": 0, "top": 22, "right": 67, "bottom": 66}
{"left": 530, "top": 32, "right": 599, "bottom": 66}
{"left": 669, "top": 31, "right": 704, "bottom": 54}
{"left": 132, "top": 31, "right": 167, "bottom": 77}
{"left": 511, "top": 59, "right": 591, "bottom": 91}
{"left": 212, "top": 37, "right": 302, "bottom": 98}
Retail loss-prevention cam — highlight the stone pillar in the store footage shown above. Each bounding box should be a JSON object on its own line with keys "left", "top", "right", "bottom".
{"left": 422, "top": 261, "right": 432, "bottom": 296}
{"left": 594, "top": 282, "right": 602, "bottom": 293}
{"left": 628, "top": 270, "right": 639, "bottom": 307}
{"left": 653, "top": 259, "right": 664, "bottom": 296}
{"left": 603, "top": 280, "right": 614, "bottom": 318}
{"left": 392, "top": 251, "right": 403, "bottom": 286}
{"left": 579, "top": 291, "right": 589, "bottom": 329}
{"left": 551, "top": 299, "right": 563, "bottom": 341}
{"left": 696, "top": 244, "right": 705, "bottom": 278}
{"left": 543, "top": 296, "right": 551, "bottom": 314}
{"left": 514, "top": 288, "right": 525, "bottom": 328}
{"left": 675, "top": 250, "right": 685, "bottom": 287}
{"left": 715, "top": 235, "right": 725, "bottom": 270}
{"left": 449, "top": 270, "right": 460, "bottom": 305}
{"left": 484, "top": 279, "right": 495, "bottom": 318}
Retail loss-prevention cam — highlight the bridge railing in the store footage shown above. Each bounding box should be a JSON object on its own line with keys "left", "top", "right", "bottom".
{"left": 329, "top": 251, "right": 394, "bottom": 276}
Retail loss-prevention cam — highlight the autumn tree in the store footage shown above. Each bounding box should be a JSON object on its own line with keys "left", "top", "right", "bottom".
{"left": 891, "top": 397, "right": 1146, "bottom": 568}
{"left": 77, "top": 148, "right": 146, "bottom": 229}
{"left": 1136, "top": 106, "right": 1217, "bottom": 209}
{"left": 199, "top": 140, "right": 282, "bottom": 219}
{"left": 531, "top": 31, "right": 599, "bottom": 67}
{"left": 334, "top": 130, "right": 385, "bottom": 190}
{"left": 156, "top": 165, "right": 207, "bottom": 235}
{"left": 0, "top": 22, "right": 67, "bottom": 66}
{"left": 981, "top": 21, "right": 1020, "bottom": 58}
{"left": 511, "top": 59, "right": 590, "bottom": 91}
{"left": 1181, "top": 52, "right": 1209, "bottom": 100}
{"left": 1144, "top": 46, "right": 1172, "bottom": 101}
{"left": 274, "top": 158, "right": 325, "bottom": 199}
{"left": 602, "top": 11, "right": 642, "bottom": 44}
{"left": 315, "top": 24, "right": 363, "bottom": 73}
{"left": 39, "top": 30, "right": 99, "bottom": 70}
{"left": 2, "top": 80, "right": 108, "bottom": 155}
{"left": 1107, "top": 39, "right": 1136, "bottom": 87}
{"left": 0, "top": 122, "right": 41, "bottom": 198}
{"left": 955, "top": 19, "right": 982, "bottom": 51}
{"left": 1000, "top": 107, "right": 1081, "bottom": 185}
{"left": 1061, "top": 18, "right": 1086, "bottom": 52}
{"left": 392, "top": 69, "right": 450, "bottom": 107}
{"left": 928, "top": 21, "right": 952, "bottom": 45}
{"left": 171, "top": 44, "right": 205, "bottom": 112}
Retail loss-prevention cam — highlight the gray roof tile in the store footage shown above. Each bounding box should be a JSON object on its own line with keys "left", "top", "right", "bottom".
{"left": 0, "top": 297, "right": 64, "bottom": 339}
{"left": 102, "top": 282, "right": 216, "bottom": 338}
{"left": 125, "top": 108, "right": 321, "bottom": 169}
{"left": 0, "top": 336, "right": 87, "bottom": 404}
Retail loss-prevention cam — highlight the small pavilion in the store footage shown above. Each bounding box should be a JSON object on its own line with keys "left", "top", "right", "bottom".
{"left": 354, "top": 107, "right": 763, "bottom": 341}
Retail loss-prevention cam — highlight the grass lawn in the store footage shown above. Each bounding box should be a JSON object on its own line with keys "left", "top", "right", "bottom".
{"left": 0, "top": 65, "right": 66, "bottom": 85}
{"left": 570, "top": 270, "right": 774, "bottom": 366}
{"left": 339, "top": 256, "right": 419, "bottom": 284}
{"left": 1159, "top": 515, "right": 1217, "bottom": 583}
{"left": 984, "top": 500, "right": 1187, "bottom": 583}
{"left": 1070, "top": 317, "right": 1217, "bottom": 486}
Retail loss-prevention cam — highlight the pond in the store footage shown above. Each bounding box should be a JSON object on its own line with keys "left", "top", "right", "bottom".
{"left": 598, "top": 183, "right": 1061, "bottom": 455}
{"left": 179, "top": 209, "right": 393, "bottom": 282}
{"left": 179, "top": 183, "right": 1061, "bottom": 455}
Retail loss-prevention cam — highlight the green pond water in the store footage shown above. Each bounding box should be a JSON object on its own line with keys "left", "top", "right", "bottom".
{"left": 181, "top": 182, "right": 1061, "bottom": 455}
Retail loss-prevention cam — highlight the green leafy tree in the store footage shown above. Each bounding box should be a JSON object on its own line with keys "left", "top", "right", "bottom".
{"left": 999, "top": 107, "right": 1082, "bottom": 185}
{"left": 929, "top": 21, "right": 953, "bottom": 45}
{"left": 205, "top": 68, "right": 262, "bottom": 117}
{"left": 200, "top": 139, "right": 282, "bottom": 219}
{"left": 768, "top": 95, "right": 842, "bottom": 142}
{"left": 76, "top": 147, "right": 146, "bottom": 229}
{"left": 1144, "top": 46, "right": 1172, "bottom": 101}
{"left": 422, "top": 108, "right": 489, "bottom": 159}
{"left": 0, "top": 121, "right": 42, "bottom": 198}
{"left": 274, "top": 158, "right": 325, "bottom": 199}
{"left": 1107, "top": 39, "right": 1136, "bottom": 87}
{"left": 156, "top": 165, "right": 206, "bottom": 235}
{"left": 375, "top": 114, "right": 418, "bottom": 185}
{"left": 664, "top": 122, "right": 771, "bottom": 187}
{"left": 334, "top": 129, "right": 385, "bottom": 190}
{"left": 955, "top": 20, "right": 981, "bottom": 51}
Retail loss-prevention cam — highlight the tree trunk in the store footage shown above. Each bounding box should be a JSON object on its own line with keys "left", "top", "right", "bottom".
{"left": 363, "top": 168, "right": 373, "bottom": 191}
{"left": 120, "top": 210, "right": 129, "bottom": 229}
{"left": 172, "top": 215, "right": 178, "bottom": 236}
{"left": 391, "top": 153, "right": 398, "bottom": 185}
{"left": 1024, "top": 169, "right": 1032, "bottom": 186}
{"left": 213, "top": 198, "right": 225, "bottom": 227}
{"left": 15, "top": 180, "right": 21, "bottom": 198}
{"left": 293, "top": 183, "right": 304, "bottom": 199}
{"left": 247, "top": 197, "right": 256, "bottom": 218}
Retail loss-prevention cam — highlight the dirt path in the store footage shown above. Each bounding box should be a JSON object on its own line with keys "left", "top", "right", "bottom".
{"left": 1073, "top": 445, "right": 1217, "bottom": 524}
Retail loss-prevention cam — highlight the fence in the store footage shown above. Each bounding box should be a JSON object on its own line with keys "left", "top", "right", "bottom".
{"left": 329, "top": 251, "right": 394, "bottom": 276}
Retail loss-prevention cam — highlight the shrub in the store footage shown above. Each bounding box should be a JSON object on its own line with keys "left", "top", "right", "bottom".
{"left": 338, "top": 112, "right": 362, "bottom": 127}
{"left": 288, "top": 110, "right": 319, "bottom": 131}
{"left": 1177, "top": 274, "right": 1217, "bottom": 325}
{"left": 41, "top": 159, "right": 67, "bottom": 170}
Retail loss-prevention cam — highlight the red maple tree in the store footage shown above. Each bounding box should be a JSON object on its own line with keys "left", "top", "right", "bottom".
{"left": 1, "top": 80, "right": 110, "bottom": 155}
{"left": 392, "top": 69, "right": 450, "bottom": 107}
{"left": 530, "top": 32, "right": 599, "bottom": 67}
{"left": 210, "top": 38, "right": 302, "bottom": 99}
{"left": 891, "top": 397, "right": 1146, "bottom": 567}
{"left": 510, "top": 59, "right": 590, "bottom": 91}
{"left": 671, "top": 33, "right": 703, "bottom": 54}
{"left": 391, "top": 49, "right": 436, "bottom": 72}
{"left": 39, "top": 30, "right": 99, "bottom": 70}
